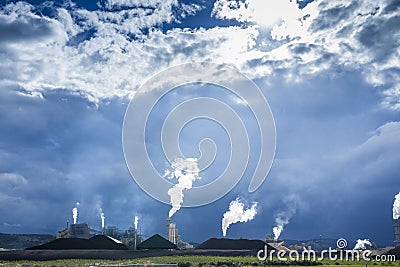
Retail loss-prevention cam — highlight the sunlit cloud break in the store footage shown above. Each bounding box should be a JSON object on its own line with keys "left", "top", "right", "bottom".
{"left": 222, "top": 197, "right": 258, "bottom": 237}
{"left": 165, "top": 158, "right": 201, "bottom": 218}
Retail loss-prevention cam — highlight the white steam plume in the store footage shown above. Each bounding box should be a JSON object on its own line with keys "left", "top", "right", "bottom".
{"left": 272, "top": 202, "right": 296, "bottom": 240}
{"left": 72, "top": 202, "right": 79, "bottom": 224}
{"left": 272, "top": 214, "right": 289, "bottom": 240}
{"left": 101, "top": 212, "right": 105, "bottom": 229}
{"left": 134, "top": 215, "right": 139, "bottom": 230}
{"left": 166, "top": 158, "right": 201, "bottom": 218}
{"left": 393, "top": 192, "right": 400, "bottom": 220}
{"left": 354, "top": 239, "right": 372, "bottom": 250}
{"left": 222, "top": 197, "right": 258, "bottom": 237}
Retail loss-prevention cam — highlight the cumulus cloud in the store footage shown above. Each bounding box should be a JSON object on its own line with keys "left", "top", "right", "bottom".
{"left": 0, "top": 0, "right": 399, "bottom": 243}
{"left": 0, "top": 0, "right": 398, "bottom": 109}
{"left": 212, "top": 0, "right": 317, "bottom": 34}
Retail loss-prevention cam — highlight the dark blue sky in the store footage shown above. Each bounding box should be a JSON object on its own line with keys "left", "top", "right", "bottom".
{"left": 0, "top": 0, "right": 399, "bottom": 247}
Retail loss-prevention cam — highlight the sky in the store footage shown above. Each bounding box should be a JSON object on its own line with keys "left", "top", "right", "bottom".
{"left": 0, "top": 0, "right": 399, "bottom": 247}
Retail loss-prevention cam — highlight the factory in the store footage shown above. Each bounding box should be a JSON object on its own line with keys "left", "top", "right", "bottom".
{"left": 55, "top": 205, "right": 196, "bottom": 250}
{"left": 56, "top": 206, "right": 142, "bottom": 250}
{"left": 40, "top": 194, "right": 400, "bottom": 254}
{"left": 166, "top": 217, "right": 193, "bottom": 249}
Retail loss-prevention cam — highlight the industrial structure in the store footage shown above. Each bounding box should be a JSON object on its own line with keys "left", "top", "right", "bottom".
{"left": 394, "top": 218, "right": 400, "bottom": 247}
{"left": 56, "top": 206, "right": 142, "bottom": 250}
{"left": 166, "top": 217, "right": 193, "bottom": 249}
{"left": 264, "top": 234, "right": 291, "bottom": 252}
{"left": 57, "top": 223, "right": 90, "bottom": 239}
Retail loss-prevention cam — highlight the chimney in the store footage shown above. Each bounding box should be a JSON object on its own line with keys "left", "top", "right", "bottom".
{"left": 166, "top": 217, "right": 171, "bottom": 239}
{"left": 394, "top": 219, "right": 400, "bottom": 247}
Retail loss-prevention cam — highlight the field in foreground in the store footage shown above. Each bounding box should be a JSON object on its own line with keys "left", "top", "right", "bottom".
{"left": 0, "top": 255, "right": 399, "bottom": 267}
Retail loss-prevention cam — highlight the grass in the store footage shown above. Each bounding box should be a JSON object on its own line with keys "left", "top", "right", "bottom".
{"left": 0, "top": 255, "right": 398, "bottom": 267}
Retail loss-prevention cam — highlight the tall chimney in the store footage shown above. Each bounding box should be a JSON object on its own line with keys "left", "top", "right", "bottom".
{"left": 166, "top": 217, "right": 171, "bottom": 239}
{"left": 394, "top": 219, "right": 400, "bottom": 247}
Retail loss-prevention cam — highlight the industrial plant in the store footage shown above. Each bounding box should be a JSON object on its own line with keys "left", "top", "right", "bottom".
{"left": 48, "top": 195, "right": 400, "bottom": 253}
{"left": 0, "top": 193, "right": 398, "bottom": 262}
{"left": 55, "top": 205, "right": 143, "bottom": 250}
{"left": 54, "top": 205, "right": 195, "bottom": 250}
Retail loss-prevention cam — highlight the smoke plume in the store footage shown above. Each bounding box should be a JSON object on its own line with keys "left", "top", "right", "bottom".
{"left": 393, "top": 192, "right": 400, "bottom": 220}
{"left": 166, "top": 158, "right": 201, "bottom": 218}
{"left": 273, "top": 214, "right": 290, "bottom": 240}
{"left": 101, "top": 212, "right": 105, "bottom": 229}
{"left": 221, "top": 197, "right": 258, "bottom": 237}
{"left": 72, "top": 202, "right": 79, "bottom": 224}
{"left": 134, "top": 215, "right": 139, "bottom": 230}
{"left": 354, "top": 239, "right": 372, "bottom": 250}
{"left": 272, "top": 199, "right": 296, "bottom": 240}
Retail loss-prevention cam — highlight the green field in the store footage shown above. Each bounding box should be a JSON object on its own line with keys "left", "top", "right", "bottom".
{"left": 0, "top": 255, "right": 399, "bottom": 267}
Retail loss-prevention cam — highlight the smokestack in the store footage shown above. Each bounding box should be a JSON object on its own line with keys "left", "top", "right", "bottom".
{"left": 394, "top": 219, "right": 400, "bottom": 247}
{"left": 101, "top": 212, "right": 105, "bottom": 233}
{"left": 393, "top": 193, "right": 400, "bottom": 246}
{"left": 166, "top": 217, "right": 171, "bottom": 239}
{"left": 134, "top": 215, "right": 139, "bottom": 250}
{"left": 72, "top": 202, "right": 79, "bottom": 224}
{"left": 72, "top": 208, "right": 78, "bottom": 224}
{"left": 134, "top": 215, "right": 139, "bottom": 230}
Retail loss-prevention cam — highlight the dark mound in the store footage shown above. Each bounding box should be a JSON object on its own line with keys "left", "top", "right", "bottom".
{"left": 137, "top": 234, "right": 177, "bottom": 250}
{"left": 27, "top": 235, "right": 127, "bottom": 250}
{"left": 196, "top": 238, "right": 270, "bottom": 250}
{"left": 386, "top": 246, "right": 400, "bottom": 260}
{"left": 87, "top": 235, "right": 127, "bottom": 250}
{"left": 0, "top": 233, "right": 55, "bottom": 250}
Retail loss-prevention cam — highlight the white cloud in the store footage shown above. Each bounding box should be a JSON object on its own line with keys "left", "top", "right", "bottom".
{"left": 57, "top": 8, "right": 81, "bottom": 36}
{"left": 0, "top": 0, "right": 399, "bottom": 109}
{"left": 212, "top": 0, "right": 316, "bottom": 33}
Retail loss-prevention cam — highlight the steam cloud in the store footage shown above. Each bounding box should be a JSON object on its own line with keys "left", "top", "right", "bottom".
{"left": 272, "top": 204, "right": 296, "bottom": 240}
{"left": 354, "top": 239, "right": 372, "bottom": 250}
{"left": 134, "top": 215, "right": 139, "bottom": 230}
{"left": 165, "top": 158, "right": 201, "bottom": 218}
{"left": 72, "top": 202, "right": 79, "bottom": 224}
{"left": 221, "top": 198, "right": 258, "bottom": 237}
{"left": 273, "top": 214, "right": 290, "bottom": 240}
{"left": 101, "top": 212, "right": 105, "bottom": 229}
{"left": 393, "top": 192, "right": 400, "bottom": 220}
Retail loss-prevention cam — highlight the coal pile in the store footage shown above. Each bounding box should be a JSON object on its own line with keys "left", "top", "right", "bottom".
{"left": 137, "top": 234, "right": 177, "bottom": 250}
{"left": 26, "top": 235, "right": 127, "bottom": 250}
{"left": 196, "top": 238, "right": 271, "bottom": 250}
{"left": 386, "top": 246, "right": 400, "bottom": 260}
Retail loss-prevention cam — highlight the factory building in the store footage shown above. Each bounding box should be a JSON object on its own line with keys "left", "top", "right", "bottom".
{"left": 265, "top": 234, "right": 291, "bottom": 252}
{"left": 57, "top": 223, "right": 90, "bottom": 239}
{"left": 70, "top": 223, "right": 90, "bottom": 239}
{"left": 166, "top": 218, "right": 194, "bottom": 249}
